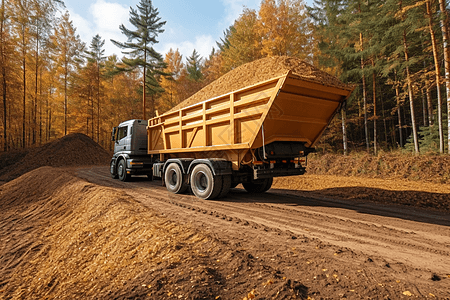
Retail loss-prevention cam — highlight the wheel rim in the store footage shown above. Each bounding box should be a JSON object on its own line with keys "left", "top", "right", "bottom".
{"left": 110, "top": 163, "right": 114, "bottom": 174}
{"left": 168, "top": 169, "right": 178, "bottom": 188}
{"left": 194, "top": 171, "right": 208, "bottom": 193}
{"left": 118, "top": 164, "right": 123, "bottom": 176}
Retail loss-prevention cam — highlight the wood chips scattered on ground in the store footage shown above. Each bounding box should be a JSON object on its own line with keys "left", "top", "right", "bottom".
{"left": 0, "top": 167, "right": 305, "bottom": 299}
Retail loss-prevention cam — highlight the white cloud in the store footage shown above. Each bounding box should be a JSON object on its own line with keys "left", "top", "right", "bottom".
{"left": 157, "top": 35, "right": 216, "bottom": 63}
{"left": 90, "top": 0, "right": 130, "bottom": 57}
{"left": 220, "top": 0, "right": 260, "bottom": 28}
{"left": 67, "top": 11, "right": 92, "bottom": 47}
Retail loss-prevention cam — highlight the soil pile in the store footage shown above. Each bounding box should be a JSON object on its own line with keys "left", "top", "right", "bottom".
{"left": 307, "top": 152, "right": 450, "bottom": 184}
{"left": 268, "top": 152, "right": 450, "bottom": 212}
{"left": 0, "top": 133, "right": 110, "bottom": 182}
{"left": 168, "top": 56, "right": 351, "bottom": 113}
{"left": 0, "top": 167, "right": 305, "bottom": 299}
{"left": 273, "top": 174, "right": 450, "bottom": 212}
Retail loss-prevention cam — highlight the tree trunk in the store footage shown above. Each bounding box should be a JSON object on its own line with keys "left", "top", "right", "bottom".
{"left": 143, "top": 49, "right": 147, "bottom": 120}
{"left": 91, "top": 82, "right": 94, "bottom": 139}
{"left": 438, "top": 0, "right": 450, "bottom": 153}
{"left": 359, "top": 32, "right": 370, "bottom": 152}
{"left": 426, "top": 0, "right": 444, "bottom": 153}
{"left": 421, "top": 89, "right": 427, "bottom": 127}
{"left": 403, "top": 31, "right": 419, "bottom": 154}
{"left": 372, "top": 66, "right": 377, "bottom": 156}
{"left": 0, "top": 0, "right": 7, "bottom": 151}
{"left": 64, "top": 63, "right": 68, "bottom": 136}
{"left": 34, "top": 28, "right": 39, "bottom": 145}
{"left": 22, "top": 26, "right": 26, "bottom": 148}
{"left": 341, "top": 102, "right": 348, "bottom": 155}
{"left": 395, "top": 71, "right": 403, "bottom": 147}
{"left": 426, "top": 84, "right": 433, "bottom": 126}
{"left": 97, "top": 63, "right": 100, "bottom": 143}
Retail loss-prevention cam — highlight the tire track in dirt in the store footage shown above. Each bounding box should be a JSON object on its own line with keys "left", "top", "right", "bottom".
{"left": 76, "top": 166, "right": 450, "bottom": 275}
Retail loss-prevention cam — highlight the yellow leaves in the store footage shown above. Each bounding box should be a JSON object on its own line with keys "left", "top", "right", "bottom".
{"left": 263, "top": 279, "right": 274, "bottom": 287}
{"left": 429, "top": 293, "right": 436, "bottom": 298}
{"left": 402, "top": 291, "right": 413, "bottom": 296}
{"left": 243, "top": 289, "right": 256, "bottom": 300}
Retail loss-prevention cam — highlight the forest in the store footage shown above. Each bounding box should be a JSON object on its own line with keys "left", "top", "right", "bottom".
{"left": 1, "top": 0, "right": 450, "bottom": 155}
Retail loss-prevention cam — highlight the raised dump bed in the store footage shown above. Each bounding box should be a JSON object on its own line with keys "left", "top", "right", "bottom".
{"left": 147, "top": 71, "right": 352, "bottom": 171}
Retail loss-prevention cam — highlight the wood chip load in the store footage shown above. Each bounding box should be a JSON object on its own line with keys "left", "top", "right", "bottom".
{"left": 168, "top": 56, "right": 352, "bottom": 113}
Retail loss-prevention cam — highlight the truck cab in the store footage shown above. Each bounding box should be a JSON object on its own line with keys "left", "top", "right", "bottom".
{"left": 110, "top": 119, "right": 153, "bottom": 181}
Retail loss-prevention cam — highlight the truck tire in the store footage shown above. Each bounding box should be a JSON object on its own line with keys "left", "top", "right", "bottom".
{"left": 190, "top": 164, "right": 223, "bottom": 200}
{"left": 243, "top": 177, "right": 273, "bottom": 193}
{"left": 217, "top": 175, "right": 232, "bottom": 198}
{"left": 165, "top": 163, "right": 188, "bottom": 194}
{"left": 110, "top": 161, "right": 118, "bottom": 179}
{"left": 117, "top": 159, "right": 129, "bottom": 182}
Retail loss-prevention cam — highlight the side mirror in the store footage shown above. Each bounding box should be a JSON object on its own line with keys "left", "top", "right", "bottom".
{"left": 111, "top": 127, "right": 117, "bottom": 142}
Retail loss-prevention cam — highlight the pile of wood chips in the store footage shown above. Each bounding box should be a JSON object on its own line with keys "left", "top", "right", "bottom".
{"left": 0, "top": 133, "right": 111, "bottom": 182}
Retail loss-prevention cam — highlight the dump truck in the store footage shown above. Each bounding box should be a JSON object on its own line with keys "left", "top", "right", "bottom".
{"left": 110, "top": 70, "right": 353, "bottom": 199}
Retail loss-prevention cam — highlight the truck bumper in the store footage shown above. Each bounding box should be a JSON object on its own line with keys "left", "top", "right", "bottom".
{"left": 253, "top": 167, "right": 306, "bottom": 180}
{"left": 126, "top": 158, "right": 153, "bottom": 175}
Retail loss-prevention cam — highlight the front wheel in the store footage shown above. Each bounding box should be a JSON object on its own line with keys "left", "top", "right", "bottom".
{"left": 110, "top": 160, "right": 118, "bottom": 179}
{"left": 117, "top": 159, "right": 129, "bottom": 182}
{"left": 243, "top": 177, "right": 273, "bottom": 193}
{"left": 190, "top": 164, "right": 223, "bottom": 200}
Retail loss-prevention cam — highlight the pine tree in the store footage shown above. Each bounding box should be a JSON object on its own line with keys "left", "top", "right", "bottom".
{"left": 159, "top": 48, "right": 184, "bottom": 112}
{"left": 0, "top": 0, "right": 10, "bottom": 151}
{"left": 220, "top": 8, "right": 262, "bottom": 72}
{"left": 111, "top": 0, "right": 166, "bottom": 120}
{"left": 85, "top": 34, "right": 106, "bottom": 142}
{"left": 186, "top": 49, "right": 203, "bottom": 82}
{"left": 425, "top": 0, "right": 444, "bottom": 153}
{"left": 50, "top": 11, "right": 85, "bottom": 136}
{"left": 438, "top": 0, "right": 450, "bottom": 153}
{"left": 257, "top": 0, "right": 313, "bottom": 59}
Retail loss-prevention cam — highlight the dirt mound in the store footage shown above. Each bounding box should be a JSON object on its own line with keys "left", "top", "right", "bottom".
{"left": 0, "top": 167, "right": 305, "bottom": 299}
{"left": 306, "top": 152, "right": 450, "bottom": 184}
{"left": 168, "top": 56, "right": 351, "bottom": 113}
{"left": 273, "top": 174, "right": 450, "bottom": 212}
{"left": 0, "top": 133, "right": 110, "bottom": 182}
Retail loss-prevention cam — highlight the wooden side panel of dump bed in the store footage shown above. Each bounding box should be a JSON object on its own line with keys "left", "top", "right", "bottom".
{"left": 147, "top": 75, "right": 286, "bottom": 155}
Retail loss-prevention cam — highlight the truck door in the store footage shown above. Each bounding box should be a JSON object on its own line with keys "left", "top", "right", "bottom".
{"left": 114, "top": 125, "right": 130, "bottom": 153}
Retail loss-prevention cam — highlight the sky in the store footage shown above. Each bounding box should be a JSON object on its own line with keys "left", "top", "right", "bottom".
{"left": 63, "top": 0, "right": 314, "bottom": 63}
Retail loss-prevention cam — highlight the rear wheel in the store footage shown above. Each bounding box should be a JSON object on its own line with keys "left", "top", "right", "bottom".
{"left": 117, "top": 159, "right": 129, "bottom": 182}
{"left": 217, "top": 175, "right": 232, "bottom": 198}
{"left": 165, "top": 163, "right": 188, "bottom": 194}
{"left": 243, "top": 177, "right": 273, "bottom": 193}
{"left": 190, "top": 164, "right": 223, "bottom": 200}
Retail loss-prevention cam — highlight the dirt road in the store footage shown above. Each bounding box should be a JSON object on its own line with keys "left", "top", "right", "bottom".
{"left": 76, "top": 166, "right": 450, "bottom": 299}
